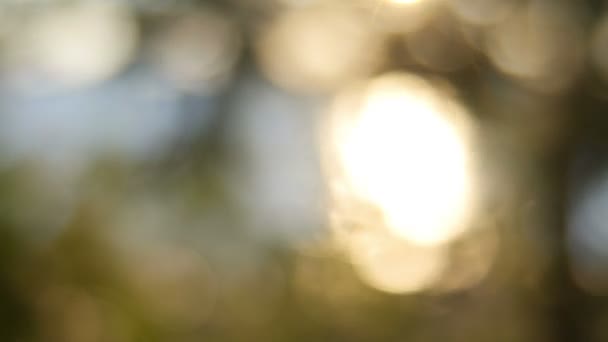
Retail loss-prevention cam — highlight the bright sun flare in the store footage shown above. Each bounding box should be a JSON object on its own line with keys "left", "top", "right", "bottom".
{"left": 334, "top": 73, "right": 475, "bottom": 246}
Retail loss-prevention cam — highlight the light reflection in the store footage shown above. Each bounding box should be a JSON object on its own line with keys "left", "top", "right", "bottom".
{"left": 328, "top": 73, "right": 476, "bottom": 246}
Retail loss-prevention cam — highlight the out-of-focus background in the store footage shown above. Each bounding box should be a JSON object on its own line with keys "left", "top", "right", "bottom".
{"left": 1, "top": 0, "right": 608, "bottom": 341}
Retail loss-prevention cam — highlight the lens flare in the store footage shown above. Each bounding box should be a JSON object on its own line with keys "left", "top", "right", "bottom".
{"left": 328, "top": 73, "right": 476, "bottom": 246}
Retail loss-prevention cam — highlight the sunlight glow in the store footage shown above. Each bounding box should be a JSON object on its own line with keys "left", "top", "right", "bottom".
{"left": 389, "top": 0, "right": 422, "bottom": 5}
{"left": 331, "top": 73, "right": 475, "bottom": 246}
{"left": 17, "top": 3, "right": 138, "bottom": 87}
{"left": 348, "top": 229, "right": 446, "bottom": 294}
{"left": 255, "top": 7, "right": 381, "bottom": 93}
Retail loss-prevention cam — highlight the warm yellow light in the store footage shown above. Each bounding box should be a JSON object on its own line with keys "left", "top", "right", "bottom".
{"left": 331, "top": 73, "right": 475, "bottom": 246}
{"left": 255, "top": 7, "right": 381, "bottom": 93}
{"left": 348, "top": 229, "right": 446, "bottom": 294}
{"left": 16, "top": 3, "right": 138, "bottom": 87}
{"left": 389, "top": 0, "right": 422, "bottom": 4}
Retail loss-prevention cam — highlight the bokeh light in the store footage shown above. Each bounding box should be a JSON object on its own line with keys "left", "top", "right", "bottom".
{"left": 326, "top": 72, "right": 476, "bottom": 246}
{"left": 389, "top": 0, "right": 422, "bottom": 5}
{"left": 485, "top": 0, "right": 584, "bottom": 93}
{"left": 0, "top": 0, "right": 605, "bottom": 340}
{"left": 255, "top": 6, "right": 382, "bottom": 93}
{"left": 371, "top": 0, "right": 436, "bottom": 34}
{"left": 406, "top": 13, "right": 476, "bottom": 72}
{"left": 6, "top": 3, "right": 138, "bottom": 87}
{"left": 150, "top": 8, "right": 241, "bottom": 93}
{"left": 347, "top": 228, "right": 447, "bottom": 294}
{"left": 448, "top": 0, "right": 514, "bottom": 27}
